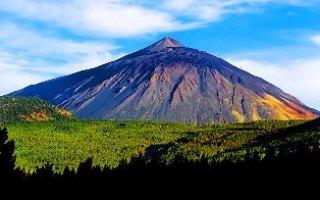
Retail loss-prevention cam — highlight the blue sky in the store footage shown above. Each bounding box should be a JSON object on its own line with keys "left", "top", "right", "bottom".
{"left": 0, "top": 0, "right": 319, "bottom": 109}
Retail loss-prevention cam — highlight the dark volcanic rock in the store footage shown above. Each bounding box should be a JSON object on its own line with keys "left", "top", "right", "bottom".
{"left": 11, "top": 37, "right": 319, "bottom": 124}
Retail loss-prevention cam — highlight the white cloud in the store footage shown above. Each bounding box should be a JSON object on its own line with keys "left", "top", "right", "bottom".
{"left": 0, "top": 0, "right": 194, "bottom": 37}
{"left": 0, "top": 23, "right": 117, "bottom": 62}
{"left": 0, "top": 0, "right": 314, "bottom": 38}
{"left": 0, "top": 23, "right": 123, "bottom": 95}
{"left": 311, "top": 35, "right": 320, "bottom": 46}
{"left": 0, "top": 52, "right": 47, "bottom": 95}
{"left": 228, "top": 58, "right": 320, "bottom": 110}
{"left": 163, "top": 0, "right": 315, "bottom": 22}
{"left": 163, "top": 0, "right": 222, "bottom": 21}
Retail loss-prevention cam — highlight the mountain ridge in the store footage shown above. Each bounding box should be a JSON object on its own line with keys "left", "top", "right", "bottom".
{"left": 10, "top": 37, "right": 319, "bottom": 124}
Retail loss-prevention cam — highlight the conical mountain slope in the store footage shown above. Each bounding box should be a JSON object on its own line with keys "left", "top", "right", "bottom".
{"left": 11, "top": 37, "right": 319, "bottom": 124}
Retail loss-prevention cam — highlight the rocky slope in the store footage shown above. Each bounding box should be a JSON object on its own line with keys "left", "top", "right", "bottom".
{"left": 11, "top": 37, "right": 318, "bottom": 124}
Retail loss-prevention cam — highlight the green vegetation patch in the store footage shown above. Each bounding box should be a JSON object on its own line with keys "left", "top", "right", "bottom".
{"left": 5, "top": 119, "right": 320, "bottom": 174}
{"left": 7, "top": 120, "right": 204, "bottom": 173}
{"left": 0, "top": 96, "right": 72, "bottom": 123}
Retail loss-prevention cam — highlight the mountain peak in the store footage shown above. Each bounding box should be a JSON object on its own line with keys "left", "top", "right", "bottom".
{"left": 145, "top": 37, "right": 184, "bottom": 51}
{"left": 12, "top": 37, "right": 319, "bottom": 124}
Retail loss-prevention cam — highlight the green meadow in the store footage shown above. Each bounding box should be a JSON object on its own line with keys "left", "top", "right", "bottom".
{"left": 4, "top": 119, "right": 319, "bottom": 174}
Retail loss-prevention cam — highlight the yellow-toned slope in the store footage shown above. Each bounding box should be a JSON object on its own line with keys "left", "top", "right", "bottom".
{"left": 261, "top": 94, "right": 317, "bottom": 120}
{"left": 232, "top": 110, "right": 246, "bottom": 123}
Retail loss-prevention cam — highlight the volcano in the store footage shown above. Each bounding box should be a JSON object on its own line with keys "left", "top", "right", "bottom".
{"left": 11, "top": 37, "right": 319, "bottom": 124}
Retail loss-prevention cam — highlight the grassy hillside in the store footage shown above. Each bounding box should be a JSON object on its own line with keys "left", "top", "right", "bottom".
{"left": 5, "top": 118, "right": 320, "bottom": 174}
{"left": 0, "top": 96, "right": 73, "bottom": 123}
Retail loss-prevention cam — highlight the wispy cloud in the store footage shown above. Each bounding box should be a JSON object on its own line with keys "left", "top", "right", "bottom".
{"left": 311, "top": 34, "right": 320, "bottom": 46}
{"left": 0, "top": 0, "right": 194, "bottom": 37}
{"left": 0, "top": 0, "right": 314, "bottom": 38}
{"left": 0, "top": 52, "right": 47, "bottom": 95}
{"left": 163, "top": 0, "right": 316, "bottom": 22}
{"left": 0, "top": 23, "right": 123, "bottom": 95}
{"left": 0, "top": 23, "right": 118, "bottom": 63}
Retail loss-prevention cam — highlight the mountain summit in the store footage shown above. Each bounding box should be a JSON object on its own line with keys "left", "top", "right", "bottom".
{"left": 11, "top": 38, "right": 319, "bottom": 124}
{"left": 145, "top": 37, "right": 184, "bottom": 51}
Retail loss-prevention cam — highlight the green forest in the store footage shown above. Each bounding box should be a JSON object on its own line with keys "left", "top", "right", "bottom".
{"left": 3, "top": 118, "right": 320, "bottom": 174}
{"left": 1, "top": 97, "right": 320, "bottom": 178}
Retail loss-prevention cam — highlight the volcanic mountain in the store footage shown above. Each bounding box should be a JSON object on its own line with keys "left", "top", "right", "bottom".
{"left": 11, "top": 37, "right": 319, "bottom": 124}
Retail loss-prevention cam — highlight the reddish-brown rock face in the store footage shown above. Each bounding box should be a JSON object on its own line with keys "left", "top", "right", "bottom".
{"left": 11, "top": 37, "right": 319, "bottom": 124}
